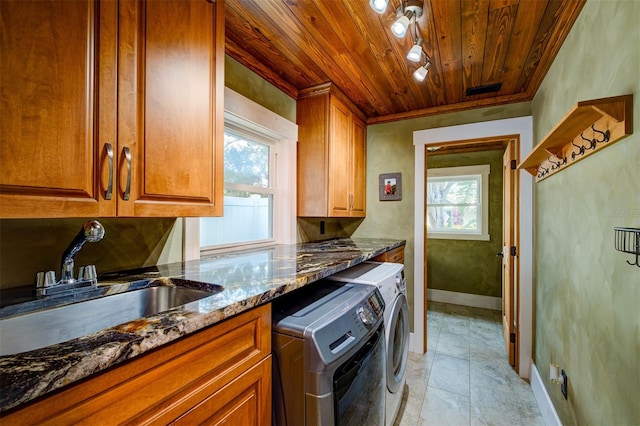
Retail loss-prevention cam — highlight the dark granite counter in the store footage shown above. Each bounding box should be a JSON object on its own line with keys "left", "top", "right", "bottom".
{"left": 0, "top": 237, "right": 404, "bottom": 412}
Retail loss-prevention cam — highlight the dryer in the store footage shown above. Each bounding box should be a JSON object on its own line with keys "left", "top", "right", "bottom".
{"left": 327, "top": 262, "right": 410, "bottom": 426}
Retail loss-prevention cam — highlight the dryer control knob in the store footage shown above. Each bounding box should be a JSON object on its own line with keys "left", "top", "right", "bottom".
{"left": 357, "top": 306, "right": 375, "bottom": 327}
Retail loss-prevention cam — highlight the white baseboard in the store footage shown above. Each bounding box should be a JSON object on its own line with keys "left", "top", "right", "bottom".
{"left": 530, "top": 362, "right": 562, "bottom": 426}
{"left": 427, "top": 289, "right": 502, "bottom": 311}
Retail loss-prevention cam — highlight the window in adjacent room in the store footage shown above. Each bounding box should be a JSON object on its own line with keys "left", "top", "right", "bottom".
{"left": 426, "top": 164, "right": 490, "bottom": 241}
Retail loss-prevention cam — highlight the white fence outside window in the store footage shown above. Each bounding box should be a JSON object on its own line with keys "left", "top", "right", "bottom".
{"left": 201, "top": 195, "right": 271, "bottom": 247}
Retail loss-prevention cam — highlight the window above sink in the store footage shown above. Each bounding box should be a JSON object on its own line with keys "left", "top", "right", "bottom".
{"left": 183, "top": 88, "right": 298, "bottom": 259}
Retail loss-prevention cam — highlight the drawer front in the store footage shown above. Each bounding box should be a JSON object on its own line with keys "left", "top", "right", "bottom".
{"left": 373, "top": 245, "right": 405, "bottom": 264}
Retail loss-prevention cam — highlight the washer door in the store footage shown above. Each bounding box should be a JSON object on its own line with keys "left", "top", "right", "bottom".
{"left": 387, "top": 293, "right": 410, "bottom": 393}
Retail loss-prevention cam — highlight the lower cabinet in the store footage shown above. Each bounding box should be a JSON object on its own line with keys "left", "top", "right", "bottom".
{"left": 172, "top": 357, "right": 270, "bottom": 425}
{"left": 1, "top": 304, "right": 272, "bottom": 425}
{"left": 373, "top": 245, "right": 405, "bottom": 264}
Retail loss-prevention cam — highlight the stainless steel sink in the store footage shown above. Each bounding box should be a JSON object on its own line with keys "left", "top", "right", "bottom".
{"left": 0, "top": 281, "right": 222, "bottom": 356}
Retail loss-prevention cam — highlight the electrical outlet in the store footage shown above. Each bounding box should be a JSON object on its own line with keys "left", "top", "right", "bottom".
{"left": 561, "top": 370, "right": 568, "bottom": 399}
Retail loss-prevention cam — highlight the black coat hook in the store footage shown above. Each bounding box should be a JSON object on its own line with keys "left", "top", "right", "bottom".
{"left": 549, "top": 156, "right": 567, "bottom": 170}
{"left": 537, "top": 165, "right": 549, "bottom": 178}
{"left": 591, "top": 124, "right": 610, "bottom": 144}
{"left": 571, "top": 139, "right": 586, "bottom": 160}
{"left": 580, "top": 132, "right": 596, "bottom": 150}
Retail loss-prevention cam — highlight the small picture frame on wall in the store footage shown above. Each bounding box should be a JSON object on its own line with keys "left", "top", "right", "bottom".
{"left": 379, "top": 173, "right": 402, "bottom": 201}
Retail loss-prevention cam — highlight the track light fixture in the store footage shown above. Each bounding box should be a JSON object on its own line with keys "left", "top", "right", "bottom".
{"left": 413, "top": 60, "right": 431, "bottom": 81}
{"left": 407, "top": 21, "right": 424, "bottom": 63}
{"left": 391, "top": 0, "right": 424, "bottom": 38}
{"left": 369, "top": 0, "right": 389, "bottom": 14}
{"left": 391, "top": 8, "right": 414, "bottom": 38}
{"left": 369, "top": 0, "right": 431, "bottom": 82}
{"left": 407, "top": 39, "right": 423, "bottom": 62}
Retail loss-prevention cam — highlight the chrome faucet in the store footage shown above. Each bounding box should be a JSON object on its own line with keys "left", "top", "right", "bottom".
{"left": 36, "top": 220, "right": 105, "bottom": 296}
{"left": 60, "top": 220, "right": 105, "bottom": 283}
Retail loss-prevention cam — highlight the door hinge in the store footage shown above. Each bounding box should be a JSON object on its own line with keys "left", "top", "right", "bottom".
{"left": 510, "top": 246, "right": 517, "bottom": 256}
{"left": 510, "top": 332, "right": 516, "bottom": 343}
{"left": 510, "top": 159, "right": 517, "bottom": 170}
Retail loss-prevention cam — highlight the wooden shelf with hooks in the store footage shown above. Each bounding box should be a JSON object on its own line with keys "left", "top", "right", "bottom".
{"left": 518, "top": 94, "right": 633, "bottom": 181}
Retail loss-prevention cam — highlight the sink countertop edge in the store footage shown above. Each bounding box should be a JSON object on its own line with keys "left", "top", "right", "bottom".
{"left": 0, "top": 237, "right": 405, "bottom": 413}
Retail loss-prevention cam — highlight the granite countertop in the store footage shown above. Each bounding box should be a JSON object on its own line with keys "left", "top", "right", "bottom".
{"left": 0, "top": 237, "right": 404, "bottom": 412}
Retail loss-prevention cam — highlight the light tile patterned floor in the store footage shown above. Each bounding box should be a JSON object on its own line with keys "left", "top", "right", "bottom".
{"left": 394, "top": 302, "right": 545, "bottom": 426}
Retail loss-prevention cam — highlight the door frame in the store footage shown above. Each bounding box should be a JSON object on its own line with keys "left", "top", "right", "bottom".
{"left": 412, "top": 116, "right": 534, "bottom": 379}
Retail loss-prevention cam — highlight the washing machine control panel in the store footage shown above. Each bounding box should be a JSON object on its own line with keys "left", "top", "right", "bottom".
{"left": 357, "top": 306, "right": 375, "bottom": 326}
{"left": 367, "top": 289, "right": 385, "bottom": 317}
{"left": 356, "top": 289, "right": 384, "bottom": 329}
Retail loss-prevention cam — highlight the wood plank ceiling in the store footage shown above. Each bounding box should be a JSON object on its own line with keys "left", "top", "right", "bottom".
{"left": 225, "top": 0, "right": 585, "bottom": 124}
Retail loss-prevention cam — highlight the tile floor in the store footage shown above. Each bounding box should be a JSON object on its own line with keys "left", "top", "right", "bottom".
{"left": 394, "top": 301, "right": 545, "bottom": 426}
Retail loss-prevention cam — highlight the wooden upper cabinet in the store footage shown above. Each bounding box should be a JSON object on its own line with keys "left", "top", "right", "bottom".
{"left": 350, "top": 117, "right": 367, "bottom": 216}
{"left": 297, "top": 83, "right": 366, "bottom": 218}
{"left": 0, "top": 0, "right": 224, "bottom": 218}
{"left": 117, "top": 0, "right": 224, "bottom": 217}
{"left": 0, "top": 0, "right": 117, "bottom": 218}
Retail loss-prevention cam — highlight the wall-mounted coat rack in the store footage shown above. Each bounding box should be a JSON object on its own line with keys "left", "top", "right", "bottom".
{"left": 519, "top": 94, "right": 633, "bottom": 182}
{"left": 614, "top": 227, "right": 640, "bottom": 268}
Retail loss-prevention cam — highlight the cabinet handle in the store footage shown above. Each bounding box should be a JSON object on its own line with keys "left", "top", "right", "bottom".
{"left": 123, "top": 146, "right": 132, "bottom": 201}
{"left": 104, "top": 143, "right": 114, "bottom": 200}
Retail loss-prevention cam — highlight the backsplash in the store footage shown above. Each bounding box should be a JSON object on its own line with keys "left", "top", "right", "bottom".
{"left": 296, "top": 218, "right": 364, "bottom": 242}
{"left": 0, "top": 218, "right": 182, "bottom": 289}
{"left": 0, "top": 216, "right": 369, "bottom": 290}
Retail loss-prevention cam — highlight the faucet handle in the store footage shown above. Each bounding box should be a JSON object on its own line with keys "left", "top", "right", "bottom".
{"left": 36, "top": 270, "right": 57, "bottom": 288}
{"left": 83, "top": 265, "right": 97, "bottom": 282}
{"left": 77, "top": 266, "right": 85, "bottom": 281}
{"left": 36, "top": 271, "right": 45, "bottom": 287}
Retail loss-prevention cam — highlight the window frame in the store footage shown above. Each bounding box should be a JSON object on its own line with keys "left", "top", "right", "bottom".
{"left": 183, "top": 88, "right": 297, "bottom": 260}
{"left": 201, "top": 125, "right": 277, "bottom": 250}
{"left": 426, "top": 164, "right": 490, "bottom": 241}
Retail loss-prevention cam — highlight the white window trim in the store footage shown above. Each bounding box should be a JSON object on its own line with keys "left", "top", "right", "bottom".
{"left": 183, "top": 88, "right": 298, "bottom": 261}
{"left": 426, "top": 164, "right": 490, "bottom": 241}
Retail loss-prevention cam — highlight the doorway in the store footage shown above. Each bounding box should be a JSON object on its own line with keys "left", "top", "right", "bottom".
{"left": 424, "top": 138, "right": 518, "bottom": 370}
{"left": 412, "top": 116, "right": 534, "bottom": 379}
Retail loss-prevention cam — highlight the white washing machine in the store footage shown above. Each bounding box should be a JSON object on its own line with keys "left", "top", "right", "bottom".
{"left": 327, "top": 261, "right": 410, "bottom": 426}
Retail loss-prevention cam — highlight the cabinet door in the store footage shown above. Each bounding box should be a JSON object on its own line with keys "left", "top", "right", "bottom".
{"left": 173, "top": 357, "right": 272, "bottom": 426}
{"left": 328, "top": 99, "right": 352, "bottom": 217}
{"left": 351, "top": 116, "right": 367, "bottom": 217}
{"left": 0, "top": 0, "right": 117, "bottom": 218}
{"left": 117, "top": 0, "right": 224, "bottom": 217}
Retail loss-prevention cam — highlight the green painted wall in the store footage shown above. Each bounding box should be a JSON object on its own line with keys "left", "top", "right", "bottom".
{"left": 352, "top": 102, "right": 531, "bottom": 329}
{"left": 531, "top": 0, "right": 640, "bottom": 424}
{"left": 426, "top": 150, "right": 504, "bottom": 297}
{"left": 225, "top": 56, "right": 296, "bottom": 122}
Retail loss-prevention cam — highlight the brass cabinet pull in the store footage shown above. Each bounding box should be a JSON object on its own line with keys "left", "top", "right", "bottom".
{"left": 105, "top": 143, "right": 114, "bottom": 200}
{"left": 123, "top": 146, "right": 132, "bottom": 201}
